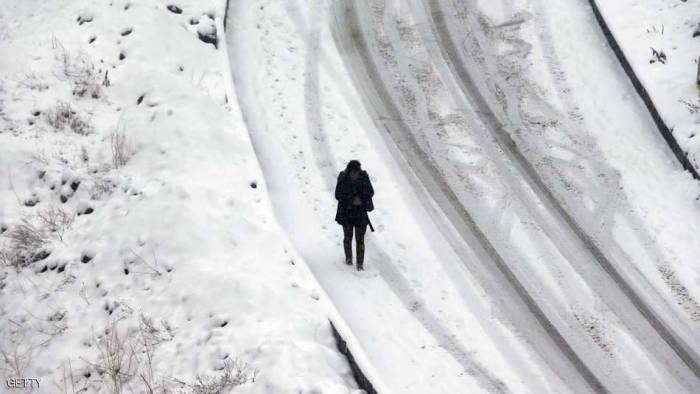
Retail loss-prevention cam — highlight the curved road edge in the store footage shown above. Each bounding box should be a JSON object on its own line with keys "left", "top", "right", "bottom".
{"left": 421, "top": 0, "right": 700, "bottom": 386}
{"left": 585, "top": 0, "right": 699, "bottom": 180}
{"left": 331, "top": 1, "right": 605, "bottom": 392}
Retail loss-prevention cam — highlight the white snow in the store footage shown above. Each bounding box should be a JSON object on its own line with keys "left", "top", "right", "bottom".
{"left": 0, "top": 1, "right": 360, "bottom": 392}
{"left": 594, "top": 0, "right": 700, "bottom": 169}
{"left": 2, "top": 0, "right": 700, "bottom": 392}
{"left": 226, "top": 1, "right": 562, "bottom": 392}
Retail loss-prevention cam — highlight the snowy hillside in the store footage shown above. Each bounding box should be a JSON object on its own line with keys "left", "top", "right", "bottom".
{"left": 2, "top": 0, "right": 700, "bottom": 393}
{"left": 0, "top": 0, "right": 359, "bottom": 392}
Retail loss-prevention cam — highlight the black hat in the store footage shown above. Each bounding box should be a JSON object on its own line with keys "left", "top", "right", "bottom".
{"left": 347, "top": 160, "right": 361, "bottom": 171}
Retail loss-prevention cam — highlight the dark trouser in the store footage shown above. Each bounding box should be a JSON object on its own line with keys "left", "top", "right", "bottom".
{"left": 343, "top": 223, "right": 367, "bottom": 267}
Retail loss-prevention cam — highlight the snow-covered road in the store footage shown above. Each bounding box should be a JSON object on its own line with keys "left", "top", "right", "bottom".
{"left": 2, "top": 0, "right": 697, "bottom": 391}
{"left": 331, "top": 1, "right": 600, "bottom": 392}
{"left": 224, "top": 0, "right": 700, "bottom": 392}
{"left": 419, "top": 0, "right": 700, "bottom": 386}
{"left": 225, "top": 1, "right": 563, "bottom": 392}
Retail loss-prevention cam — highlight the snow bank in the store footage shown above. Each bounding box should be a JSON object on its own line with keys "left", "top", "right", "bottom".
{"left": 594, "top": 0, "right": 700, "bottom": 171}
{"left": 0, "top": 0, "right": 358, "bottom": 392}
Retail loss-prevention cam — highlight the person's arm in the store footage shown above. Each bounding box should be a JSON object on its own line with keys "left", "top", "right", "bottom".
{"left": 363, "top": 171, "right": 374, "bottom": 199}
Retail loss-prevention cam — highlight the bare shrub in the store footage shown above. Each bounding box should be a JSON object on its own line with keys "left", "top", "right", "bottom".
{"left": 5, "top": 218, "right": 47, "bottom": 250}
{"left": 53, "top": 37, "right": 102, "bottom": 99}
{"left": 58, "top": 313, "right": 255, "bottom": 393}
{"left": 69, "top": 114, "right": 93, "bottom": 136}
{"left": 139, "top": 315, "right": 175, "bottom": 347}
{"left": 45, "top": 101, "right": 74, "bottom": 129}
{"left": 94, "top": 327, "right": 139, "bottom": 393}
{"left": 649, "top": 47, "right": 667, "bottom": 64}
{"left": 111, "top": 129, "right": 133, "bottom": 169}
{"left": 2, "top": 218, "right": 49, "bottom": 268}
{"left": 82, "top": 315, "right": 176, "bottom": 393}
{"left": 18, "top": 72, "right": 50, "bottom": 92}
{"left": 89, "top": 176, "right": 116, "bottom": 200}
{"left": 645, "top": 24, "right": 664, "bottom": 35}
{"left": 80, "top": 146, "right": 90, "bottom": 163}
{"left": 54, "top": 360, "right": 88, "bottom": 394}
{"left": 70, "top": 60, "right": 102, "bottom": 99}
{"left": 128, "top": 248, "right": 162, "bottom": 276}
{"left": 45, "top": 101, "right": 93, "bottom": 135}
{"left": 136, "top": 315, "right": 175, "bottom": 394}
{"left": 37, "top": 206, "right": 74, "bottom": 241}
{"left": 0, "top": 332, "right": 33, "bottom": 377}
{"left": 0, "top": 249, "right": 12, "bottom": 267}
{"left": 1, "top": 207, "right": 73, "bottom": 268}
{"left": 679, "top": 98, "right": 700, "bottom": 115}
{"left": 188, "top": 359, "right": 258, "bottom": 394}
{"left": 2, "top": 313, "right": 73, "bottom": 386}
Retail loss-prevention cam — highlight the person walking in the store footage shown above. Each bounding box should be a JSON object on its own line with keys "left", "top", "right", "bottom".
{"left": 335, "top": 160, "right": 374, "bottom": 270}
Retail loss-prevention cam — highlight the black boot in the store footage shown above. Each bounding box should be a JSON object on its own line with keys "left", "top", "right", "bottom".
{"left": 356, "top": 239, "right": 365, "bottom": 271}
{"left": 343, "top": 225, "right": 354, "bottom": 265}
{"left": 343, "top": 239, "right": 353, "bottom": 265}
{"left": 356, "top": 223, "right": 367, "bottom": 270}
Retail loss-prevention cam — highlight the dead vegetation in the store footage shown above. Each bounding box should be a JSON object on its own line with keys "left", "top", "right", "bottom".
{"left": 1, "top": 217, "right": 50, "bottom": 268}
{"left": 37, "top": 206, "right": 74, "bottom": 241}
{"left": 649, "top": 47, "right": 667, "bottom": 64}
{"left": 53, "top": 36, "right": 103, "bottom": 99}
{"left": 110, "top": 128, "right": 133, "bottom": 169}
{"left": 1, "top": 206, "right": 73, "bottom": 268}
{"left": 679, "top": 97, "right": 700, "bottom": 115}
{"left": 45, "top": 101, "right": 94, "bottom": 135}
{"left": 52, "top": 312, "right": 256, "bottom": 393}
{"left": 0, "top": 332, "right": 33, "bottom": 377}
{"left": 188, "top": 359, "right": 258, "bottom": 394}
{"left": 68, "top": 314, "right": 175, "bottom": 393}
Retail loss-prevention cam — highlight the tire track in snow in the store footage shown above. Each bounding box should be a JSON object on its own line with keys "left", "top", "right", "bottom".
{"left": 423, "top": 0, "right": 700, "bottom": 387}
{"left": 524, "top": 0, "right": 700, "bottom": 328}
{"left": 300, "top": 1, "right": 337, "bottom": 190}
{"left": 324, "top": 10, "right": 569, "bottom": 385}
{"left": 332, "top": 1, "right": 603, "bottom": 392}
{"left": 362, "top": 4, "right": 632, "bottom": 384}
{"left": 228, "top": 1, "right": 510, "bottom": 391}
{"left": 469, "top": 0, "right": 700, "bottom": 363}
{"left": 292, "top": 4, "right": 509, "bottom": 391}
{"left": 485, "top": 0, "right": 700, "bottom": 329}
{"left": 485, "top": 0, "right": 700, "bottom": 340}
{"left": 368, "top": 240, "right": 509, "bottom": 393}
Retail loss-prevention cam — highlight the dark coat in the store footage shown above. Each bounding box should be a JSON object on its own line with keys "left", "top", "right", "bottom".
{"left": 335, "top": 170, "right": 374, "bottom": 226}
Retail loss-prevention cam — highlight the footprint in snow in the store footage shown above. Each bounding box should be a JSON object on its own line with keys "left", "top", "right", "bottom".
{"left": 210, "top": 315, "right": 231, "bottom": 328}
{"left": 166, "top": 4, "right": 182, "bottom": 14}
{"left": 352, "top": 268, "right": 379, "bottom": 278}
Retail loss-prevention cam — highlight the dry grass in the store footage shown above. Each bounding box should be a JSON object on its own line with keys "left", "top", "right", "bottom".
{"left": 110, "top": 129, "right": 133, "bottom": 169}
{"left": 45, "top": 101, "right": 94, "bottom": 135}
{"left": 81, "top": 315, "right": 176, "bottom": 393}
{"left": 54, "top": 37, "right": 102, "bottom": 99}
{"left": 2, "top": 217, "right": 49, "bottom": 268}
{"left": 1, "top": 206, "right": 74, "bottom": 268}
{"left": 188, "top": 359, "right": 258, "bottom": 394}
{"left": 95, "top": 327, "right": 139, "bottom": 393}
{"left": 0, "top": 331, "right": 33, "bottom": 378}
